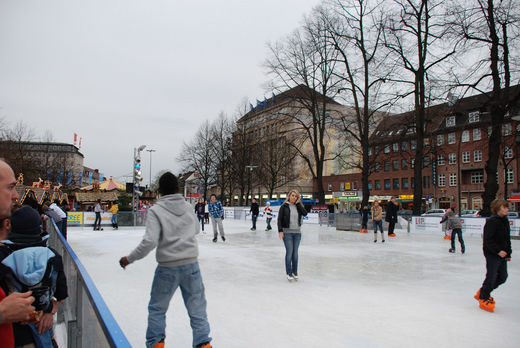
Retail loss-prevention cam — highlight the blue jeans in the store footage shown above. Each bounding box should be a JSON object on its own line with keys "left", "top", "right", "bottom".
{"left": 283, "top": 233, "right": 301, "bottom": 275}
{"left": 252, "top": 215, "right": 257, "bottom": 229}
{"left": 146, "top": 263, "right": 211, "bottom": 348}
{"left": 266, "top": 218, "right": 272, "bottom": 230}
{"left": 197, "top": 214, "right": 205, "bottom": 231}
{"left": 373, "top": 220, "right": 383, "bottom": 234}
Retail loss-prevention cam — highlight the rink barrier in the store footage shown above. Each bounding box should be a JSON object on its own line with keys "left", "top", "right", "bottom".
{"left": 47, "top": 220, "right": 132, "bottom": 348}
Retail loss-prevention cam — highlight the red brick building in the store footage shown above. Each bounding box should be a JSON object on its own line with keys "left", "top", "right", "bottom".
{"left": 367, "top": 90, "right": 520, "bottom": 212}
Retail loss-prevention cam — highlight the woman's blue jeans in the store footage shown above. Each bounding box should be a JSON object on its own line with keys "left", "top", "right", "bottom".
{"left": 283, "top": 233, "right": 301, "bottom": 275}
{"left": 146, "top": 263, "right": 211, "bottom": 348}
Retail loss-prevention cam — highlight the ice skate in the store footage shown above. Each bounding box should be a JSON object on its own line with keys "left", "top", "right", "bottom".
{"left": 449, "top": 248, "right": 455, "bottom": 253}
{"left": 153, "top": 339, "right": 165, "bottom": 348}
{"left": 221, "top": 236, "right": 226, "bottom": 242}
{"left": 382, "top": 239, "right": 385, "bottom": 243}
{"left": 196, "top": 342, "right": 212, "bottom": 348}
{"left": 287, "top": 274, "right": 294, "bottom": 281}
{"left": 478, "top": 298, "right": 495, "bottom": 312}
{"left": 474, "top": 290, "right": 494, "bottom": 304}
{"left": 292, "top": 273, "right": 298, "bottom": 280}
{"left": 212, "top": 237, "right": 217, "bottom": 243}
{"left": 389, "top": 233, "right": 396, "bottom": 237}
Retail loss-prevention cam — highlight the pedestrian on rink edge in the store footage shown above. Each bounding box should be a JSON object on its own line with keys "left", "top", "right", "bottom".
{"left": 446, "top": 210, "right": 465, "bottom": 254}
{"left": 208, "top": 194, "right": 225, "bottom": 243}
{"left": 385, "top": 196, "right": 398, "bottom": 237}
{"left": 195, "top": 198, "right": 206, "bottom": 233}
{"left": 264, "top": 202, "right": 273, "bottom": 231}
{"left": 371, "top": 200, "right": 384, "bottom": 243}
{"left": 277, "top": 189, "right": 307, "bottom": 281}
{"left": 119, "top": 172, "right": 212, "bottom": 348}
{"left": 250, "top": 198, "right": 259, "bottom": 231}
{"left": 475, "top": 199, "right": 512, "bottom": 313}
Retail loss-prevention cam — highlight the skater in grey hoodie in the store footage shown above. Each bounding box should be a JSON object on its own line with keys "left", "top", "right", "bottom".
{"left": 119, "top": 172, "right": 212, "bottom": 348}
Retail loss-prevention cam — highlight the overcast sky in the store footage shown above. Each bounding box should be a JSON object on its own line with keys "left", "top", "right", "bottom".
{"left": 0, "top": 0, "right": 321, "bottom": 184}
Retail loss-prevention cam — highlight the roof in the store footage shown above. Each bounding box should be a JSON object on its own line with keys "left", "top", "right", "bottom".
{"left": 0, "top": 141, "right": 84, "bottom": 157}
{"left": 75, "top": 191, "right": 119, "bottom": 203}
{"left": 238, "top": 85, "right": 341, "bottom": 123}
{"left": 370, "top": 85, "right": 520, "bottom": 144}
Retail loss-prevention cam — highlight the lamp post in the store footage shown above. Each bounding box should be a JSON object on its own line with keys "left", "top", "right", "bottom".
{"left": 146, "top": 149, "right": 156, "bottom": 190}
{"left": 133, "top": 145, "right": 146, "bottom": 226}
{"left": 245, "top": 165, "right": 257, "bottom": 206}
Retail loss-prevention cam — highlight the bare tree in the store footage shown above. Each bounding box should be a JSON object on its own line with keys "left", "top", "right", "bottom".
{"left": 450, "top": 0, "right": 519, "bottom": 215}
{"left": 317, "top": 0, "right": 395, "bottom": 207}
{"left": 177, "top": 120, "right": 216, "bottom": 199}
{"left": 383, "top": 0, "right": 459, "bottom": 214}
{"left": 211, "top": 112, "right": 234, "bottom": 203}
{"left": 265, "top": 15, "right": 344, "bottom": 203}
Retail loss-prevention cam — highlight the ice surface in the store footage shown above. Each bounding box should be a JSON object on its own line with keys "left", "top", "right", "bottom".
{"left": 68, "top": 219, "right": 519, "bottom": 348}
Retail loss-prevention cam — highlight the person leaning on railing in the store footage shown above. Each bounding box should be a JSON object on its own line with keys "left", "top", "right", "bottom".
{"left": 0, "top": 159, "right": 36, "bottom": 347}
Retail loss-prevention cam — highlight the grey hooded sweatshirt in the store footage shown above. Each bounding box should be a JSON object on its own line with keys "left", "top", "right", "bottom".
{"left": 127, "top": 193, "right": 199, "bottom": 267}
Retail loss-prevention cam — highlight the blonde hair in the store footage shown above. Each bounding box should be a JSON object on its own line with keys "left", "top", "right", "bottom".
{"left": 284, "top": 189, "right": 301, "bottom": 204}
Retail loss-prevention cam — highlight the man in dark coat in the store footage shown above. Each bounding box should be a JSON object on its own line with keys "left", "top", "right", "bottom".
{"left": 385, "top": 196, "right": 398, "bottom": 237}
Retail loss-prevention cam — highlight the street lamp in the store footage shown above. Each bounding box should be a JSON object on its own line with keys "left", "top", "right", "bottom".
{"left": 146, "top": 149, "right": 156, "bottom": 190}
{"left": 133, "top": 145, "right": 146, "bottom": 226}
{"left": 245, "top": 165, "right": 257, "bottom": 205}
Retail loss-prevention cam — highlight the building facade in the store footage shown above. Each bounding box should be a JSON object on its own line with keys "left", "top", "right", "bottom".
{"left": 367, "top": 90, "right": 520, "bottom": 211}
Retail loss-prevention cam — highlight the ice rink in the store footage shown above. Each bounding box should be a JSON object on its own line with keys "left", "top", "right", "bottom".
{"left": 68, "top": 219, "right": 519, "bottom": 348}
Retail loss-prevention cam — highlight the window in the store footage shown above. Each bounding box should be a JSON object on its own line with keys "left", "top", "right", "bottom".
{"left": 505, "top": 146, "right": 513, "bottom": 159}
{"left": 328, "top": 184, "right": 333, "bottom": 191}
{"left": 402, "top": 159, "right": 408, "bottom": 170}
{"left": 468, "top": 111, "right": 480, "bottom": 123}
{"left": 437, "top": 134, "right": 444, "bottom": 146}
{"left": 449, "top": 153, "right": 456, "bottom": 164}
{"left": 375, "top": 180, "right": 381, "bottom": 190}
{"left": 438, "top": 174, "right": 446, "bottom": 187}
{"left": 502, "top": 123, "right": 512, "bottom": 136}
{"left": 375, "top": 162, "right": 381, "bottom": 172}
{"left": 411, "top": 177, "right": 415, "bottom": 188}
{"left": 437, "top": 154, "right": 445, "bottom": 166}
{"left": 446, "top": 116, "right": 456, "bottom": 127}
{"left": 368, "top": 181, "right": 373, "bottom": 190}
{"left": 423, "top": 156, "right": 431, "bottom": 168}
{"left": 374, "top": 146, "right": 379, "bottom": 155}
{"left": 402, "top": 178, "right": 409, "bottom": 189}
{"left": 449, "top": 173, "right": 457, "bottom": 186}
{"left": 448, "top": 132, "right": 456, "bottom": 144}
{"left": 471, "top": 171, "right": 484, "bottom": 184}
{"left": 401, "top": 141, "right": 408, "bottom": 151}
{"left": 461, "top": 130, "right": 470, "bottom": 142}
{"left": 411, "top": 140, "right": 417, "bottom": 150}
{"left": 488, "top": 126, "right": 493, "bottom": 137}
{"left": 473, "top": 128, "right": 481, "bottom": 141}
{"left": 462, "top": 151, "right": 470, "bottom": 163}
{"left": 384, "top": 161, "right": 390, "bottom": 171}
{"left": 423, "top": 176, "right": 430, "bottom": 188}
{"left": 474, "top": 150, "right": 482, "bottom": 162}
{"left": 411, "top": 159, "right": 415, "bottom": 168}
{"left": 392, "top": 143, "right": 399, "bottom": 152}
{"left": 393, "top": 160, "right": 399, "bottom": 171}
{"left": 368, "top": 147, "right": 372, "bottom": 156}
{"left": 506, "top": 168, "right": 514, "bottom": 184}
{"left": 384, "top": 179, "right": 391, "bottom": 190}
{"left": 384, "top": 145, "right": 390, "bottom": 154}
{"left": 393, "top": 178, "right": 400, "bottom": 189}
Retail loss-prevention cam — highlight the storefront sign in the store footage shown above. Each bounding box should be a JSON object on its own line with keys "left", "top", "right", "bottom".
{"left": 398, "top": 195, "right": 414, "bottom": 200}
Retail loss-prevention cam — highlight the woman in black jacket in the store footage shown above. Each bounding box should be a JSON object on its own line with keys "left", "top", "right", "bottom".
{"left": 475, "top": 199, "right": 512, "bottom": 312}
{"left": 277, "top": 190, "right": 307, "bottom": 281}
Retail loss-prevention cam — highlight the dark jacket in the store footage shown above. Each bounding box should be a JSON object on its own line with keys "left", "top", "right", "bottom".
{"left": 0, "top": 240, "right": 68, "bottom": 346}
{"left": 195, "top": 202, "right": 205, "bottom": 216}
{"left": 250, "top": 202, "right": 259, "bottom": 216}
{"left": 277, "top": 202, "right": 307, "bottom": 232}
{"left": 385, "top": 201, "right": 398, "bottom": 222}
{"left": 483, "top": 215, "right": 512, "bottom": 258}
{"left": 361, "top": 208, "right": 370, "bottom": 223}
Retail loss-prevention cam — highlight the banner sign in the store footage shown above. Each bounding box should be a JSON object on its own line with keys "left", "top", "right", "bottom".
{"left": 83, "top": 212, "right": 112, "bottom": 225}
{"left": 67, "top": 212, "right": 83, "bottom": 225}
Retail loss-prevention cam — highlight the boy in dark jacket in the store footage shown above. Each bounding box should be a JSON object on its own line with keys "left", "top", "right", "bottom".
{"left": 475, "top": 200, "right": 512, "bottom": 312}
{"left": 0, "top": 206, "right": 68, "bottom": 347}
{"left": 250, "top": 199, "right": 259, "bottom": 231}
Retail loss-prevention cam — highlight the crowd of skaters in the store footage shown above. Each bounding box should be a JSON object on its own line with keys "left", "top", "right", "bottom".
{"left": 0, "top": 159, "right": 513, "bottom": 347}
